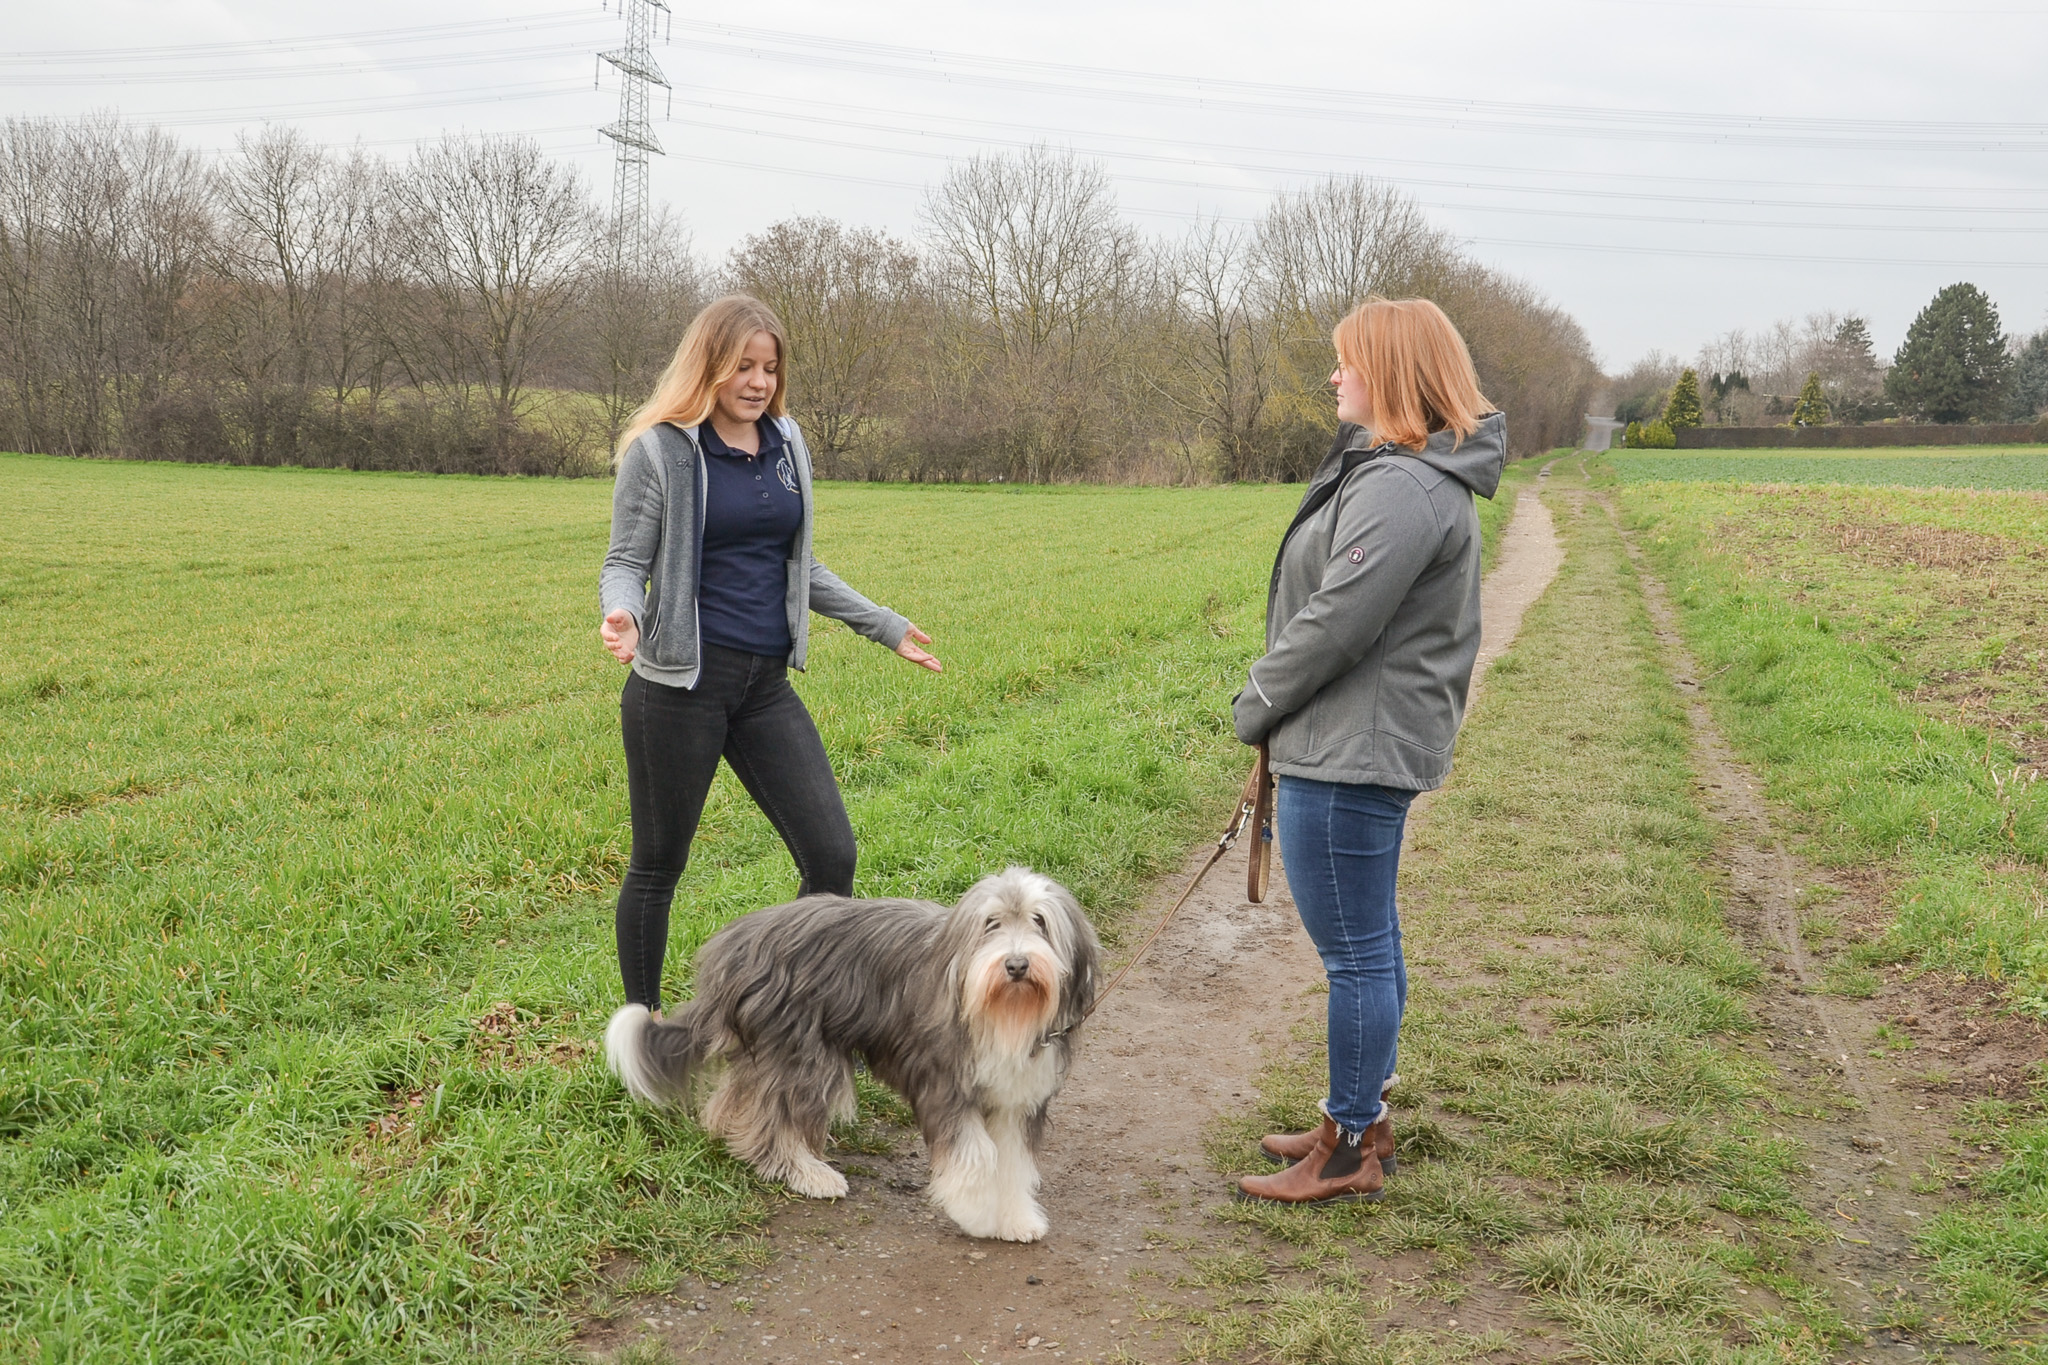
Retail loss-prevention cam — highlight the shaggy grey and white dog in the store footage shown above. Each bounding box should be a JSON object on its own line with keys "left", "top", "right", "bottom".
{"left": 605, "top": 867, "right": 1100, "bottom": 1242}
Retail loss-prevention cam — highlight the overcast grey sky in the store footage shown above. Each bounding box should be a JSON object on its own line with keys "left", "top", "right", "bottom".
{"left": 8, "top": 0, "right": 2047, "bottom": 369}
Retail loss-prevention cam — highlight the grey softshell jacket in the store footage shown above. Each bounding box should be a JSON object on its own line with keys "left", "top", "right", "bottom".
{"left": 1231, "top": 413, "right": 1507, "bottom": 791}
{"left": 600, "top": 418, "right": 910, "bottom": 688}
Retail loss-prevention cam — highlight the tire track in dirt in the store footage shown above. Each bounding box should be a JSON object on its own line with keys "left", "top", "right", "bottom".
{"left": 579, "top": 471, "right": 1569, "bottom": 1363}
{"left": 1596, "top": 485, "right": 1987, "bottom": 1361}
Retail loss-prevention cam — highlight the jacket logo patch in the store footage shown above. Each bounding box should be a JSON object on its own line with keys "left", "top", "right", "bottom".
{"left": 1347, "top": 546, "right": 1366, "bottom": 564}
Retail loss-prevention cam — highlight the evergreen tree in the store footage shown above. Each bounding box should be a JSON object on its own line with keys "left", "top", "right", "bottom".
{"left": 1832, "top": 316, "right": 1877, "bottom": 373}
{"left": 2010, "top": 331, "right": 2048, "bottom": 421}
{"left": 1791, "top": 371, "right": 1829, "bottom": 426}
{"left": 1885, "top": 283, "right": 2012, "bottom": 422}
{"left": 1663, "top": 368, "right": 1704, "bottom": 428}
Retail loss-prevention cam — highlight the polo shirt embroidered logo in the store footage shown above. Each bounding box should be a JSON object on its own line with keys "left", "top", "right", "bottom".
{"left": 1348, "top": 546, "right": 1366, "bottom": 563}
{"left": 775, "top": 454, "right": 798, "bottom": 493}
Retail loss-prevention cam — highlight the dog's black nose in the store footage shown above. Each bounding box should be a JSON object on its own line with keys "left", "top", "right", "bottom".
{"left": 1004, "top": 955, "right": 1031, "bottom": 981}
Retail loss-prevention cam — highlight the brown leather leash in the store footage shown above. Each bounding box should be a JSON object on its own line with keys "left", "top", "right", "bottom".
{"left": 1043, "top": 746, "right": 1274, "bottom": 1045}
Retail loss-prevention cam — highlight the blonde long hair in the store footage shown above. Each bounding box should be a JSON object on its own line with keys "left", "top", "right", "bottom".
{"left": 1331, "top": 297, "right": 1491, "bottom": 451}
{"left": 617, "top": 294, "right": 788, "bottom": 458}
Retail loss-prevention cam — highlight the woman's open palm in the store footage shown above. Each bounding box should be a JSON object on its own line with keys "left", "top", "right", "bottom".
{"left": 600, "top": 609, "right": 639, "bottom": 663}
{"left": 896, "top": 623, "right": 942, "bottom": 673}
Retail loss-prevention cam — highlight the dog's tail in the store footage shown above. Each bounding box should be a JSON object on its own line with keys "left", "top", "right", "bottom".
{"left": 604, "top": 1004, "right": 711, "bottom": 1107}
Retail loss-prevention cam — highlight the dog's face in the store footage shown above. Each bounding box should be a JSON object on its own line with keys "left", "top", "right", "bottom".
{"left": 949, "top": 868, "right": 1098, "bottom": 1053}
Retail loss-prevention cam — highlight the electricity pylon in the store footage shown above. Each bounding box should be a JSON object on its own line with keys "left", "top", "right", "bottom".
{"left": 599, "top": 0, "right": 669, "bottom": 269}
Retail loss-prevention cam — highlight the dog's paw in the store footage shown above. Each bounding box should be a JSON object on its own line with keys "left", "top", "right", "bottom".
{"left": 991, "top": 1209, "right": 1049, "bottom": 1243}
{"left": 950, "top": 1201, "right": 1048, "bottom": 1242}
{"left": 783, "top": 1157, "right": 849, "bottom": 1200}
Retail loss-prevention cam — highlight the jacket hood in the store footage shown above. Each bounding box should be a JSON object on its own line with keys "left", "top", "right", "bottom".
{"left": 1344, "top": 411, "right": 1507, "bottom": 500}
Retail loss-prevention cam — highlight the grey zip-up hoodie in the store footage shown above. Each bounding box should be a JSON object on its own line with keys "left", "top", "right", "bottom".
{"left": 600, "top": 418, "right": 910, "bottom": 688}
{"left": 1232, "top": 413, "right": 1506, "bottom": 790}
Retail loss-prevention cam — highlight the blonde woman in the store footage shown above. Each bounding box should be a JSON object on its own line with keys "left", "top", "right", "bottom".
{"left": 1232, "top": 297, "right": 1504, "bottom": 1205}
{"left": 598, "top": 294, "right": 939, "bottom": 1012}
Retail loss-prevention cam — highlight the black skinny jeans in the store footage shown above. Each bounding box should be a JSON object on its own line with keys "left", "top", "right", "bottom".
{"left": 616, "top": 645, "right": 856, "bottom": 1008}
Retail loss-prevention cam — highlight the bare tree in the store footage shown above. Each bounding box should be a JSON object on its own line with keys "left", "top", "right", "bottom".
{"left": 0, "top": 119, "right": 63, "bottom": 454}
{"left": 3, "top": 116, "right": 212, "bottom": 457}
{"left": 726, "top": 216, "right": 918, "bottom": 477}
{"left": 315, "top": 148, "right": 392, "bottom": 416}
{"left": 1156, "top": 219, "right": 1276, "bottom": 481}
{"left": 577, "top": 207, "right": 700, "bottom": 458}
{"left": 1253, "top": 177, "right": 1456, "bottom": 470}
{"left": 211, "top": 125, "right": 336, "bottom": 460}
{"left": 42, "top": 117, "right": 131, "bottom": 454}
{"left": 1256, "top": 177, "right": 1449, "bottom": 335}
{"left": 124, "top": 126, "right": 212, "bottom": 402}
{"left": 923, "top": 147, "right": 1142, "bottom": 481}
{"left": 387, "top": 134, "right": 589, "bottom": 465}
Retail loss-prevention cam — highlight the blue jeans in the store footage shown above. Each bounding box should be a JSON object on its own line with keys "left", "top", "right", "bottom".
{"left": 1276, "top": 775, "right": 1416, "bottom": 1134}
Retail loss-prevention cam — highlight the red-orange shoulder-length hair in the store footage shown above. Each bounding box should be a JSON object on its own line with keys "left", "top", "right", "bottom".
{"left": 1331, "top": 296, "right": 1492, "bottom": 450}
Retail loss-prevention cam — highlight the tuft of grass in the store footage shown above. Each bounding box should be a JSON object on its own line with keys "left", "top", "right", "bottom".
{"left": 1179, "top": 1249, "right": 1273, "bottom": 1290}
{"left": 1378, "top": 1166, "right": 1534, "bottom": 1243}
{"left": 1506, "top": 1228, "right": 1727, "bottom": 1317}
{"left": 1561, "top": 1180, "right": 1708, "bottom": 1233}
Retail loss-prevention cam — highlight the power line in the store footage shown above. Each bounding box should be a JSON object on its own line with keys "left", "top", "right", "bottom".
{"left": 652, "top": 112, "right": 2048, "bottom": 235}
{"left": 657, "top": 93, "right": 2048, "bottom": 217}
{"left": 667, "top": 83, "right": 2048, "bottom": 201}
{"left": 1570, "top": 0, "right": 2046, "bottom": 13}
{"left": 1466, "top": 236, "right": 2048, "bottom": 268}
{"left": 2, "top": 41, "right": 595, "bottom": 86}
{"left": 649, "top": 147, "right": 2048, "bottom": 267}
{"left": 0, "top": 11, "right": 601, "bottom": 65}
{"left": 662, "top": 22, "right": 2048, "bottom": 147}
{"left": 123, "top": 79, "right": 592, "bottom": 127}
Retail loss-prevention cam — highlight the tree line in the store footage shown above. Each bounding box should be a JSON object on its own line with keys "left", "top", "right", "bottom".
{"left": 1611, "top": 284, "right": 2048, "bottom": 437}
{"left": 0, "top": 117, "right": 1599, "bottom": 481}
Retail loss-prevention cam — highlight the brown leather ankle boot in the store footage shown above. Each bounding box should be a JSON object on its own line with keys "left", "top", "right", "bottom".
{"left": 1259, "top": 1079, "right": 1399, "bottom": 1172}
{"left": 1258, "top": 1115, "right": 1334, "bottom": 1167}
{"left": 1237, "top": 1123, "right": 1385, "bottom": 1205}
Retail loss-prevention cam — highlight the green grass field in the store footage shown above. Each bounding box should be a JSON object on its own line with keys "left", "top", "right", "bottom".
{"left": 1607, "top": 454, "right": 2048, "bottom": 1345}
{"left": 0, "top": 451, "right": 1328, "bottom": 1361}
{"left": 1607, "top": 472, "right": 2048, "bottom": 994}
{"left": 1609, "top": 447, "right": 2048, "bottom": 491}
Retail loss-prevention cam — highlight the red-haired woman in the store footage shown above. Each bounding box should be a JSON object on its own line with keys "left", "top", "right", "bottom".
{"left": 1233, "top": 297, "right": 1505, "bottom": 1204}
{"left": 598, "top": 294, "right": 939, "bottom": 1012}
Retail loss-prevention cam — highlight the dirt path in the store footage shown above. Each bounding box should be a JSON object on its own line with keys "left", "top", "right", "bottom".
{"left": 1595, "top": 484, "right": 1992, "bottom": 1360}
{"left": 1474, "top": 467, "right": 1565, "bottom": 683}
{"left": 581, "top": 473, "right": 1570, "bottom": 1363}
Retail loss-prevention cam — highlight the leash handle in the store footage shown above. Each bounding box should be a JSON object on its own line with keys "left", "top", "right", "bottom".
{"left": 1244, "top": 744, "right": 1274, "bottom": 903}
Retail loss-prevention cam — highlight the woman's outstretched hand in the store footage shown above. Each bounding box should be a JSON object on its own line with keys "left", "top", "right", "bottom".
{"left": 895, "top": 623, "right": 942, "bottom": 674}
{"left": 600, "top": 609, "right": 639, "bottom": 664}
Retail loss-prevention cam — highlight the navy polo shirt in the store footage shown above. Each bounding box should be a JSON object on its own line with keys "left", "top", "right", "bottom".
{"left": 697, "top": 419, "right": 803, "bottom": 657}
